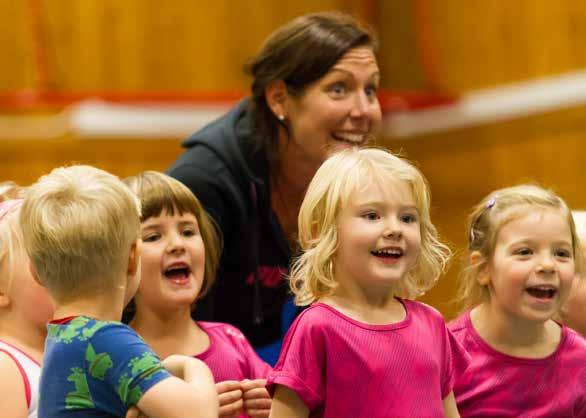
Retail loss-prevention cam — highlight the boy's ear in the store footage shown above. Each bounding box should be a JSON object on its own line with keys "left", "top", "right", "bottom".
{"left": 127, "top": 239, "right": 142, "bottom": 277}
{"left": 265, "top": 80, "right": 289, "bottom": 120}
{"left": 470, "top": 251, "right": 490, "bottom": 285}
{"left": 28, "top": 260, "right": 44, "bottom": 288}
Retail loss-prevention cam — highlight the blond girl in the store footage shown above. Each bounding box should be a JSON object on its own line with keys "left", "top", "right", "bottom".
{"left": 0, "top": 185, "right": 53, "bottom": 418}
{"left": 267, "top": 148, "right": 469, "bottom": 418}
{"left": 451, "top": 185, "right": 586, "bottom": 417}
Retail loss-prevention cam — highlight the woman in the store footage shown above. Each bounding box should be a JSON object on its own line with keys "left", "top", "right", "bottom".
{"left": 168, "top": 12, "right": 382, "bottom": 363}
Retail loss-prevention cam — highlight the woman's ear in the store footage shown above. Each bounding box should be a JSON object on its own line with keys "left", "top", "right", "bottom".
{"left": 265, "top": 80, "right": 289, "bottom": 120}
{"left": 470, "top": 251, "right": 490, "bottom": 285}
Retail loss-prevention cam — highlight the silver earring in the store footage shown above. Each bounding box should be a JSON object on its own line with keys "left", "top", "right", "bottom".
{"left": 278, "top": 114, "right": 285, "bottom": 121}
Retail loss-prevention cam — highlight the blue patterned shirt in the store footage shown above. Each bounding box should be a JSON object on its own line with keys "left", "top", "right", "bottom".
{"left": 39, "top": 316, "right": 171, "bottom": 417}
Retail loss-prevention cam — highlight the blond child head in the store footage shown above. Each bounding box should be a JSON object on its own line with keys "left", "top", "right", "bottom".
{"left": 459, "top": 184, "right": 584, "bottom": 310}
{"left": 124, "top": 171, "right": 221, "bottom": 300}
{"left": 0, "top": 190, "right": 53, "bottom": 332}
{"left": 0, "top": 199, "right": 24, "bottom": 287}
{"left": 0, "top": 181, "right": 26, "bottom": 281}
{"left": 20, "top": 165, "right": 141, "bottom": 303}
{"left": 289, "top": 147, "right": 451, "bottom": 306}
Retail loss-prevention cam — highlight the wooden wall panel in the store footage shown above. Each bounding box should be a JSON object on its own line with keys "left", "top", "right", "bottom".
{"left": 0, "top": 137, "right": 183, "bottom": 185}
{"left": 36, "top": 0, "right": 351, "bottom": 91}
{"left": 0, "top": 0, "right": 35, "bottom": 90}
{"left": 379, "top": 0, "right": 586, "bottom": 91}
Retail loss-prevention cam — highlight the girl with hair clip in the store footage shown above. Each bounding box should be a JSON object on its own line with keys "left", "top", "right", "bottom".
{"left": 0, "top": 187, "right": 53, "bottom": 418}
{"left": 450, "top": 185, "right": 586, "bottom": 417}
{"left": 267, "top": 148, "right": 470, "bottom": 418}
{"left": 125, "top": 171, "right": 272, "bottom": 418}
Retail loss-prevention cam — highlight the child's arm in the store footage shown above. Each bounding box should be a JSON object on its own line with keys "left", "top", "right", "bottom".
{"left": 242, "top": 378, "right": 271, "bottom": 417}
{"left": 0, "top": 352, "right": 29, "bottom": 418}
{"left": 442, "top": 391, "right": 461, "bottom": 418}
{"left": 217, "top": 380, "right": 244, "bottom": 417}
{"left": 136, "top": 355, "right": 218, "bottom": 418}
{"left": 269, "top": 385, "right": 309, "bottom": 418}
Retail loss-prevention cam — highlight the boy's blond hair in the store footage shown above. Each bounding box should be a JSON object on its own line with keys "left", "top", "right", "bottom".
{"left": 289, "top": 147, "right": 451, "bottom": 306}
{"left": 124, "top": 171, "right": 221, "bottom": 299}
{"left": 20, "top": 165, "right": 141, "bottom": 302}
{"left": 459, "top": 184, "right": 584, "bottom": 310}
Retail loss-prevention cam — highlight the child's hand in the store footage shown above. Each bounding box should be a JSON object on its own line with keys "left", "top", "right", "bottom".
{"left": 217, "top": 380, "right": 244, "bottom": 417}
{"left": 241, "top": 379, "right": 271, "bottom": 417}
{"left": 125, "top": 406, "right": 148, "bottom": 418}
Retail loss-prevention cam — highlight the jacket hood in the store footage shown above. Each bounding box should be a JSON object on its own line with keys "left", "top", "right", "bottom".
{"left": 182, "top": 98, "right": 263, "bottom": 185}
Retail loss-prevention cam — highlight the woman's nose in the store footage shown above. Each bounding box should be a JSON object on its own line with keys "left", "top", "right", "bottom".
{"left": 349, "top": 91, "right": 370, "bottom": 119}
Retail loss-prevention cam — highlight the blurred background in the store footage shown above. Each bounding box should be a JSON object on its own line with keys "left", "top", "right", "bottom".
{"left": 2, "top": 0, "right": 586, "bottom": 318}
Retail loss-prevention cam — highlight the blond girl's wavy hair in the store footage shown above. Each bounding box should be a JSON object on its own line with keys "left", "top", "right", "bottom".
{"left": 459, "top": 184, "right": 584, "bottom": 310}
{"left": 289, "top": 147, "right": 451, "bottom": 306}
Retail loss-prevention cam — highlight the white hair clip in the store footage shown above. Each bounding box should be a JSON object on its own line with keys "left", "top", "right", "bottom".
{"left": 486, "top": 196, "right": 497, "bottom": 209}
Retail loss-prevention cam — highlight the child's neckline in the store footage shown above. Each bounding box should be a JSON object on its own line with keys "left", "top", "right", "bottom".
{"left": 49, "top": 315, "right": 80, "bottom": 325}
{"left": 312, "top": 299, "right": 411, "bottom": 331}
{"left": 0, "top": 338, "right": 42, "bottom": 365}
{"left": 466, "top": 310, "right": 566, "bottom": 362}
{"left": 191, "top": 321, "right": 215, "bottom": 359}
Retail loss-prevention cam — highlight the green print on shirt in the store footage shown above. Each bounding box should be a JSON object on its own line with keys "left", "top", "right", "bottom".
{"left": 81, "top": 320, "right": 110, "bottom": 340}
{"left": 65, "top": 367, "right": 94, "bottom": 410}
{"left": 116, "top": 352, "right": 163, "bottom": 406}
{"left": 50, "top": 316, "right": 111, "bottom": 344}
{"left": 52, "top": 318, "right": 89, "bottom": 344}
{"left": 86, "top": 343, "right": 113, "bottom": 380}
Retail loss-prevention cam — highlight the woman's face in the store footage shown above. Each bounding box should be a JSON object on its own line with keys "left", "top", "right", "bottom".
{"left": 281, "top": 46, "right": 382, "bottom": 167}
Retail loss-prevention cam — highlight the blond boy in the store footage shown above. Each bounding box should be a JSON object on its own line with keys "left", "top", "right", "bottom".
{"left": 20, "top": 165, "right": 218, "bottom": 418}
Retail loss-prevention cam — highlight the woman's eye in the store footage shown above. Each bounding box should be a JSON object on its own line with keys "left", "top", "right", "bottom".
{"left": 328, "top": 82, "right": 346, "bottom": 96}
{"left": 365, "top": 85, "right": 378, "bottom": 99}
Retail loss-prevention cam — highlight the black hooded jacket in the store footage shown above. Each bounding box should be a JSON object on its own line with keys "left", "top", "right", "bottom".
{"left": 168, "top": 99, "right": 292, "bottom": 348}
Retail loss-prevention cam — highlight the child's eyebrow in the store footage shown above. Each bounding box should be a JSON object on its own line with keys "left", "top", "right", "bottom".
{"left": 508, "top": 238, "right": 573, "bottom": 247}
{"left": 354, "top": 201, "right": 418, "bottom": 211}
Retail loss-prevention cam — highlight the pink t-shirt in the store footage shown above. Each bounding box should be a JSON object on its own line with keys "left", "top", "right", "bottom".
{"left": 195, "top": 321, "right": 272, "bottom": 382}
{"left": 267, "top": 300, "right": 470, "bottom": 418}
{"left": 449, "top": 312, "right": 586, "bottom": 417}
